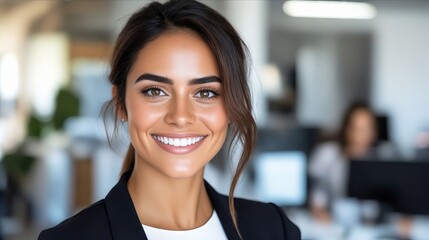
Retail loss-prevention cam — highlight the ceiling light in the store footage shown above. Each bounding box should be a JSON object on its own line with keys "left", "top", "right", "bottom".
{"left": 283, "top": 0, "right": 377, "bottom": 19}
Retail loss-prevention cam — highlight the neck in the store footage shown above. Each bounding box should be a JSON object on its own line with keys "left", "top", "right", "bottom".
{"left": 345, "top": 144, "right": 370, "bottom": 158}
{"left": 127, "top": 157, "right": 213, "bottom": 230}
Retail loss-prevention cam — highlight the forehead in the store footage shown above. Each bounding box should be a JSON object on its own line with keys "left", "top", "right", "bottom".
{"left": 351, "top": 109, "right": 374, "bottom": 123}
{"left": 128, "top": 30, "right": 219, "bottom": 82}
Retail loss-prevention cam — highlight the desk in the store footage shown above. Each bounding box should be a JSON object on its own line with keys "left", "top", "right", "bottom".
{"left": 287, "top": 209, "right": 429, "bottom": 240}
{"left": 0, "top": 217, "right": 22, "bottom": 236}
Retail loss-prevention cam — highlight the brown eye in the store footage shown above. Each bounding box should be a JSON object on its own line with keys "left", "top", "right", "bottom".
{"left": 151, "top": 89, "right": 161, "bottom": 96}
{"left": 142, "top": 88, "right": 166, "bottom": 97}
{"left": 195, "top": 90, "right": 217, "bottom": 98}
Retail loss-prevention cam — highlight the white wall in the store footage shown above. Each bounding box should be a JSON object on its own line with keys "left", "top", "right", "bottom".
{"left": 224, "top": 1, "right": 269, "bottom": 126}
{"left": 372, "top": 0, "right": 429, "bottom": 157}
{"left": 269, "top": 31, "right": 371, "bottom": 131}
{"left": 297, "top": 36, "right": 341, "bottom": 130}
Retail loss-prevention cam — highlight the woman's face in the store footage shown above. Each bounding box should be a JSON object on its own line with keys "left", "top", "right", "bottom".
{"left": 122, "top": 31, "right": 228, "bottom": 179}
{"left": 346, "top": 109, "right": 376, "bottom": 150}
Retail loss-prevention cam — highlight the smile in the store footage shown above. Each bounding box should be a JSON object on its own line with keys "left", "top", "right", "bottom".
{"left": 151, "top": 134, "right": 207, "bottom": 155}
{"left": 152, "top": 135, "right": 205, "bottom": 147}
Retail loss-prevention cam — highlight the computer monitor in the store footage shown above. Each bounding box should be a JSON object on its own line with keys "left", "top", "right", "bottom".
{"left": 348, "top": 160, "right": 429, "bottom": 215}
{"left": 376, "top": 115, "right": 390, "bottom": 142}
{"left": 255, "top": 151, "right": 307, "bottom": 207}
{"left": 255, "top": 127, "right": 319, "bottom": 157}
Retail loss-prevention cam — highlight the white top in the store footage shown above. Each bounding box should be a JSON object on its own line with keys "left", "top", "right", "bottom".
{"left": 142, "top": 211, "right": 228, "bottom": 240}
{"left": 309, "top": 142, "right": 348, "bottom": 208}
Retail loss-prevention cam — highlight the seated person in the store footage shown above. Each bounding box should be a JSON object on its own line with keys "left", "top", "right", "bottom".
{"left": 309, "top": 102, "right": 398, "bottom": 222}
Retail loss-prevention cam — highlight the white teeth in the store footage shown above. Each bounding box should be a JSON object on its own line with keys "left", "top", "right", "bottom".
{"left": 154, "top": 135, "right": 204, "bottom": 147}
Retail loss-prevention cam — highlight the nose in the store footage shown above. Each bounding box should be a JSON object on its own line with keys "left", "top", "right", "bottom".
{"left": 164, "top": 96, "right": 196, "bottom": 127}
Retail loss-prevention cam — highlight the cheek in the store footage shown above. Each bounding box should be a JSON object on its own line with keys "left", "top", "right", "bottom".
{"left": 198, "top": 104, "right": 228, "bottom": 134}
{"left": 125, "top": 93, "right": 163, "bottom": 130}
{"left": 347, "top": 129, "right": 357, "bottom": 141}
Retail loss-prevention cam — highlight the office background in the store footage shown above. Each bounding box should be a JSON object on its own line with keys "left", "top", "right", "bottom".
{"left": 1, "top": 0, "right": 429, "bottom": 239}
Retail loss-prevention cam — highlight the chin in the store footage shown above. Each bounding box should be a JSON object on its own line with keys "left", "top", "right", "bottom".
{"left": 161, "top": 165, "right": 204, "bottom": 179}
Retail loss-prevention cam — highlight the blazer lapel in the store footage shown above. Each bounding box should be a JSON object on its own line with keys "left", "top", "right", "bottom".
{"left": 104, "top": 172, "right": 239, "bottom": 240}
{"left": 205, "top": 181, "right": 241, "bottom": 240}
{"left": 104, "top": 171, "right": 148, "bottom": 240}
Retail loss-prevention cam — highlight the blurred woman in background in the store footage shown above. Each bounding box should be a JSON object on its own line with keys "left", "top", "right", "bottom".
{"left": 38, "top": 0, "right": 300, "bottom": 239}
{"left": 309, "top": 102, "right": 380, "bottom": 221}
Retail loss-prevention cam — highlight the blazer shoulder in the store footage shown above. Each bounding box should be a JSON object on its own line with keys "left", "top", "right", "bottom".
{"left": 38, "top": 200, "right": 112, "bottom": 240}
{"left": 234, "top": 197, "right": 301, "bottom": 240}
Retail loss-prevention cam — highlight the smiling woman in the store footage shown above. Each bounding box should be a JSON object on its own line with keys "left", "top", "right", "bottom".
{"left": 37, "top": 0, "right": 300, "bottom": 239}
{"left": 123, "top": 31, "right": 229, "bottom": 181}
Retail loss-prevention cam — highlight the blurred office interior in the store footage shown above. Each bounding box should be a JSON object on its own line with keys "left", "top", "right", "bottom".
{"left": 1, "top": 0, "right": 429, "bottom": 239}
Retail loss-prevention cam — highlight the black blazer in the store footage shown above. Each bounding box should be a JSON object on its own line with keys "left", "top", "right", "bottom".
{"left": 38, "top": 171, "right": 301, "bottom": 240}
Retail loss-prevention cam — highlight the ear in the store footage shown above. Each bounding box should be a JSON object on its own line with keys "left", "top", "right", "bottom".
{"left": 112, "top": 86, "right": 126, "bottom": 120}
{"left": 112, "top": 85, "right": 118, "bottom": 99}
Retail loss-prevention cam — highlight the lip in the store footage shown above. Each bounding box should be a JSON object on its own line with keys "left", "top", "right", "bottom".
{"left": 151, "top": 134, "right": 207, "bottom": 155}
{"left": 153, "top": 133, "right": 205, "bottom": 138}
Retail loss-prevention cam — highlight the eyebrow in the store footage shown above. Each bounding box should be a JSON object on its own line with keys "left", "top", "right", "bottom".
{"left": 135, "top": 73, "right": 221, "bottom": 85}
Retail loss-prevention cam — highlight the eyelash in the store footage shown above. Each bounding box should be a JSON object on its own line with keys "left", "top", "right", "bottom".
{"left": 194, "top": 87, "right": 219, "bottom": 101}
{"left": 140, "top": 85, "right": 167, "bottom": 98}
{"left": 140, "top": 86, "right": 220, "bottom": 100}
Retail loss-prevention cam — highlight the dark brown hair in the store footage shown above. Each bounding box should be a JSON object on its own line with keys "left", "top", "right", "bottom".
{"left": 103, "top": 0, "right": 256, "bottom": 235}
{"left": 338, "top": 101, "right": 376, "bottom": 151}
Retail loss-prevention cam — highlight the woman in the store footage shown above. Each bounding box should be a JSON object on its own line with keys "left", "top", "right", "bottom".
{"left": 309, "top": 102, "right": 381, "bottom": 222}
{"left": 38, "top": 0, "right": 300, "bottom": 239}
